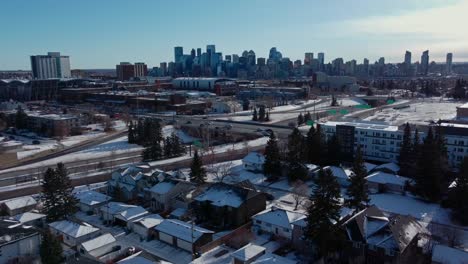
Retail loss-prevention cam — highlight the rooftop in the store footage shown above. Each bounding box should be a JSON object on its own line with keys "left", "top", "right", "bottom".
{"left": 49, "top": 220, "right": 99, "bottom": 238}
{"left": 13, "top": 212, "right": 45, "bottom": 223}
{"left": 0, "top": 221, "right": 39, "bottom": 246}
{"left": 366, "top": 171, "right": 412, "bottom": 186}
{"left": 75, "top": 190, "right": 110, "bottom": 206}
{"left": 253, "top": 207, "right": 306, "bottom": 230}
{"left": 3, "top": 196, "right": 37, "bottom": 210}
{"left": 154, "top": 219, "right": 213, "bottom": 242}
{"left": 231, "top": 243, "right": 266, "bottom": 262}
{"left": 132, "top": 214, "right": 164, "bottom": 229}
{"left": 321, "top": 121, "right": 399, "bottom": 132}
{"left": 80, "top": 233, "right": 116, "bottom": 252}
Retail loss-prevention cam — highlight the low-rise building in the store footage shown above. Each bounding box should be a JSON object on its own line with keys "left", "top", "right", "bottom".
{"left": 322, "top": 166, "right": 351, "bottom": 187}
{"left": 99, "top": 202, "right": 147, "bottom": 226}
{"left": 13, "top": 212, "right": 46, "bottom": 227}
{"left": 49, "top": 220, "right": 101, "bottom": 247}
{"left": 78, "top": 233, "right": 118, "bottom": 261}
{"left": 108, "top": 164, "right": 157, "bottom": 202}
{"left": 75, "top": 190, "right": 111, "bottom": 214}
{"left": 127, "top": 214, "right": 164, "bottom": 240}
{"left": 148, "top": 179, "right": 195, "bottom": 212}
{"left": 28, "top": 112, "right": 81, "bottom": 137}
{"left": 252, "top": 207, "right": 306, "bottom": 240}
{"left": 231, "top": 243, "right": 266, "bottom": 264}
{"left": 0, "top": 221, "right": 41, "bottom": 263}
{"left": 154, "top": 219, "right": 214, "bottom": 253}
{"left": 1, "top": 196, "right": 37, "bottom": 216}
{"left": 431, "top": 244, "right": 468, "bottom": 264}
{"left": 365, "top": 171, "right": 411, "bottom": 194}
{"left": 211, "top": 100, "right": 242, "bottom": 113}
{"left": 242, "top": 152, "right": 265, "bottom": 172}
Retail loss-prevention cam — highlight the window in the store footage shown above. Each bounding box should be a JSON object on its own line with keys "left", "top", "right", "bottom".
{"left": 284, "top": 228, "right": 289, "bottom": 232}
{"left": 266, "top": 223, "right": 272, "bottom": 227}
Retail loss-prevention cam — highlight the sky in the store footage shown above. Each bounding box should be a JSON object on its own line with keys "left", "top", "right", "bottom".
{"left": 1, "top": 0, "right": 467, "bottom": 70}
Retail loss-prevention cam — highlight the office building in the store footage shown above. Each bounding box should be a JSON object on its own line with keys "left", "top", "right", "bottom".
{"left": 174, "top": 46, "right": 183, "bottom": 63}
{"left": 30, "top": 52, "right": 71, "bottom": 79}
{"left": 317, "top": 52, "right": 325, "bottom": 69}
{"left": 420, "top": 50, "right": 429, "bottom": 75}
{"left": 160, "top": 62, "right": 167, "bottom": 76}
{"left": 134, "top": 62, "right": 148, "bottom": 77}
{"left": 446, "top": 53, "right": 453, "bottom": 74}
{"left": 304, "top": 53, "right": 314, "bottom": 65}
{"left": 116, "top": 62, "right": 135, "bottom": 81}
{"left": 404, "top": 51, "right": 411, "bottom": 65}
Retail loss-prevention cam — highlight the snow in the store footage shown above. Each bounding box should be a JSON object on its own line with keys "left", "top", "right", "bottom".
{"left": 191, "top": 245, "right": 233, "bottom": 264}
{"left": 242, "top": 152, "right": 265, "bottom": 165}
{"left": 133, "top": 214, "right": 164, "bottom": 229}
{"left": 49, "top": 220, "right": 100, "bottom": 238}
{"left": 2, "top": 196, "right": 36, "bottom": 210}
{"left": 100, "top": 202, "right": 137, "bottom": 215}
{"left": 231, "top": 243, "right": 266, "bottom": 261}
{"left": 117, "top": 254, "right": 155, "bottom": 264}
{"left": 75, "top": 190, "right": 110, "bottom": 206}
{"left": 339, "top": 97, "right": 367, "bottom": 106}
{"left": 432, "top": 244, "right": 468, "bottom": 264}
{"left": 116, "top": 206, "right": 148, "bottom": 222}
{"left": 195, "top": 185, "right": 244, "bottom": 207}
{"left": 149, "top": 181, "right": 176, "bottom": 195}
{"left": 80, "top": 233, "right": 116, "bottom": 252}
{"left": 323, "top": 166, "right": 350, "bottom": 179}
{"left": 170, "top": 208, "right": 187, "bottom": 218}
{"left": 252, "top": 253, "right": 298, "bottom": 264}
{"left": 162, "top": 125, "right": 198, "bottom": 144}
{"left": 372, "top": 163, "right": 400, "bottom": 174}
{"left": 253, "top": 207, "right": 306, "bottom": 229}
{"left": 154, "top": 219, "right": 213, "bottom": 242}
{"left": 13, "top": 212, "right": 45, "bottom": 223}
{"left": 365, "top": 172, "right": 411, "bottom": 186}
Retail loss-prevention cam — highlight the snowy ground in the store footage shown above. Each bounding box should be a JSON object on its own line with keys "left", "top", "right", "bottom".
{"left": 363, "top": 100, "right": 461, "bottom": 125}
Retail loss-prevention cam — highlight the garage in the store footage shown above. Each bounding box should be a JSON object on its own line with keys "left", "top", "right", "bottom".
{"left": 177, "top": 239, "right": 192, "bottom": 252}
{"left": 159, "top": 232, "right": 173, "bottom": 245}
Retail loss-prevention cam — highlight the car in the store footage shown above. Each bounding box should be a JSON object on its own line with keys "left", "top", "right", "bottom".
{"left": 265, "top": 129, "right": 273, "bottom": 133}
{"left": 224, "top": 124, "right": 233, "bottom": 129}
{"left": 186, "top": 120, "right": 192, "bottom": 124}
{"left": 256, "top": 128, "right": 264, "bottom": 132}
{"left": 32, "top": 140, "right": 41, "bottom": 145}
{"left": 202, "top": 116, "right": 208, "bottom": 119}
{"left": 261, "top": 131, "right": 270, "bottom": 136}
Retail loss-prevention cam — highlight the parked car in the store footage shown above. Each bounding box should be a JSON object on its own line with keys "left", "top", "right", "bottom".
{"left": 32, "top": 140, "right": 41, "bottom": 145}
{"left": 186, "top": 120, "right": 192, "bottom": 124}
{"left": 225, "top": 124, "right": 233, "bottom": 129}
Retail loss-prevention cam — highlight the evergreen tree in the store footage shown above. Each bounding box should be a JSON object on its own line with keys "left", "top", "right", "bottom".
{"left": 398, "top": 123, "right": 413, "bottom": 176}
{"left": 265, "top": 111, "right": 270, "bottom": 121}
{"left": 136, "top": 119, "right": 144, "bottom": 144}
{"left": 142, "top": 139, "right": 163, "bottom": 161}
{"left": 305, "top": 168, "right": 343, "bottom": 258}
{"left": 40, "top": 230, "right": 63, "bottom": 264}
{"left": 42, "top": 163, "right": 77, "bottom": 222}
{"left": 288, "top": 161, "right": 308, "bottom": 182}
{"left": 297, "top": 113, "right": 304, "bottom": 125}
{"left": 452, "top": 79, "right": 467, "bottom": 99}
{"left": 15, "top": 106, "right": 28, "bottom": 130}
{"left": 252, "top": 108, "right": 258, "bottom": 121}
{"left": 263, "top": 132, "right": 282, "bottom": 181}
{"left": 306, "top": 125, "right": 326, "bottom": 166}
{"left": 304, "top": 112, "right": 312, "bottom": 122}
{"left": 112, "top": 182, "right": 125, "bottom": 202}
{"left": 288, "top": 128, "right": 304, "bottom": 161}
{"left": 448, "top": 157, "right": 468, "bottom": 225}
{"left": 190, "top": 150, "right": 206, "bottom": 184}
{"left": 326, "top": 135, "right": 342, "bottom": 166}
{"left": 330, "top": 95, "right": 338, "bottom": 106}
{"left": 242, "top": 99, "right": 250, "bottom": 111}
{"left": 345, "top": 146, "right": 370, "bottom": 210}
{"left": 163, "top": 136, "right": 173, "bottom": 157}
{"left": 128, "top": 121, "right": 136, "bottom": 144}
{"left": 259, "top": 106, "right": 266, "bottom": 121}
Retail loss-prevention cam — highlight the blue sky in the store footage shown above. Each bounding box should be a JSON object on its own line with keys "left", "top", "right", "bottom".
{"left": 1, "top": 0, "right": 466, "bottom": 70}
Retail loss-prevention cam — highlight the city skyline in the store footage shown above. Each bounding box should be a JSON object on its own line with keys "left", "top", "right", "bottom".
{"left": 1, "top": 0, "right": 468, "bottom": 70}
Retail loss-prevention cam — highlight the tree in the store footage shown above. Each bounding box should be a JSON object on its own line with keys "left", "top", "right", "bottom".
{"left": 345, "top": 146, "right": 370, "bottom": 210}
{"left": 263, "top": 132, "right": 282, "bottom": 181}
{"left": 163, "top": 136, "right": 173, "bottom": 157}
{"left": 42, "top": 163, "right": 77, "bottom": 222}
{"left": 170, "top": 132, "right": 186, "bottom": 157}
{"left": 297, "top": 113, "right": 304, "bottom": 125}
{"left": 330, "top": 95, "right": 338, "bottom": 106}
{"left": 242, "top": 99, "right": 250, "bottom": 111}
{"left": 326, "top": 135, "right": 341, "bottom": 166}
{"left": 448, "top": 157, "right": 468, "bottom": 225}
{"left": 288, "top": 128, "right": 304, "bottom": 161}
{"left": 291, "top": 180, "right": 309, "bottom": 210}
{"left": 40, "top": 230, "right": 63, "bottom": 264}
{"left": 15, "top": 106, "right": 28, "bottom": 130}
{"left": 452, "top": 79, "right": 467, "bottom": 99}
{"left": 305, "top": 168, "right": 343, "bottom": 258}
{"left": 306, "top": 125, "right": 326, "bottom": 166}
{"left": 265, "top": 111, "right": 270, "bottom": 122}
{"left": 398, "top": 123, "right": 413, "bottom": 176}
{"left": 190, "top": 150, "right": 206, "bottom": 184}
{"left": 259, "top": 106, "right": 266, "bottom": 121}
{"left": 252, "top": 108, "right": 258, "bottom": 121}
{"left": 128, "top": 121, "right": 136, "bottom": 144}
{"left": 304, "top": 112, "right": 312, "bottom": 122}
{"left": 142, "top": 138, "right": 163, "bottom": 161}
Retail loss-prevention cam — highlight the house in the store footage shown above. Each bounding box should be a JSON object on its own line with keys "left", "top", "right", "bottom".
{"left": 127, "top": 214, "right": 164, "bottom": 239}
{"left": 370, "top": 162, "right": 400, "bottom": 175}
{"left": 75, "top": 190, "right": 111, "bottom": 214}
{"left": 13, "top": 212, "right": 46, "bottom": 227}
{"left": 169, "top": 207, "right": 188, "bottom": 220}
{"left": 117, "top": 252, "right": 157, "bottom": 264}
{"left": 49, "top": 220, "right": 101, "bottom": 247}
{"left": 192, "top": 183, "right": 266, "bottom": 228}
{"left": 148, "top": 179, "right": 195, "bottom": 212}
{"left": 305, "top": 164, "right": 320, "bottom": 176}
{"left": 211, "top": 100, "right": 242, "bottom": 113}
{"left": 1, "top": 196, "right": 37, "bottom": 216}
{"left": 108, "top": 164, "right": 158, "bottom": 201}
{"left": 0, "top": 221, "right": 41, "bottom": 263}
{"left": 99, "top": 202, "right": 147, "bottom": 225}
{"left": 231, "top": 243, "right": 266, "bottom": 264}
{"left": 252, "top": 207, "right": 306, "bottom": 240}
{"left": 242, "top": 152, "right": 265, "bottom": 172}
{"left": 78, "top": 233, "right": 118, "bottom": 261}
{"left": 365, "top": 171, "right": 412, "bottom": 194}
{"left": 251, "top": 253, "right": 297, "bottom": 264}
{"left": 322, "top": 166, "right": 351, "bottom": 186}
{"left": 342, "top": 205, "right": 430, "bottom": 264}
{"left": 154, "top": 219, "right": 214, "bottom": 253}
{"left": 364, "top": 162, "right": 378, "bottom": 173}
{"left": 431, "top": 244, "right": 468, "bottom": 264}
{"left": 114, "top": 206, "right": 148, "bottom": 226}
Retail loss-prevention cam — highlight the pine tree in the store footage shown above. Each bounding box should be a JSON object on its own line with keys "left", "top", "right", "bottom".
{"left": 142, "top": 139, "right": 163, "bottom": 161}
{"left": 15, "top": 106, "right": 28, "bottom": 130}
{"left": 306, "top": 125, "right": 326, "bottom": 166}
{"left": 252, "top": 108, "right": 258, "bottom": 121}
{"left": 242, "top": 99, "right": 250, "bottom": 111}
{"left": 171, "top": 132, "right": 185, "bottom": 156}
{"left": 263, "top": 132, "right": 282, "bottom": 181}
{"left": 345, "top": 146, "right": 370, "bottom": 210}
{"left": 40, "top": 230, "right": 63, "bottom": 264}
{"left": 190, "top": 150, "right": 206, "bottom": 184}
{"left": 305, "top": 168, "right": 343, "bottom": 258}
{"left": 259, "top": 106, "right": 266, "bottom": 121}
{"left": 288, "top": 128, "right": 304, "bottom": 161}
{"left": 398, "top": 123, "right": 413, "bottom": 176}
{"left": 136, "top": 119, "right": 144, "bottom": 144}
{"left": 42, "top": 163, "right": 77, "bottom": 222}
{"left": 448, "top": 157, "right": 468, "bottom": 225}
{"left": 265, "top": 111, "right": 270, "bottom": 121}
{"left": 112, "top": 182, "right": 125, "bottom": 202}
{"left": 326, "top": 135, "right": 341, "bottom": 166}
{"left": 304, "top": 112, "right": 312, "bottom": 122}
{"left": 164, "top": 136, "right": 173, "bottom": 157}
{"left": 297, "top": 113, "right": 304, "bottom": 125}
{"left": 128, "top": 121, "right": 136, "bottom": 144}
{"left": 288, "top": 161, "right": 308, "bottom": 182}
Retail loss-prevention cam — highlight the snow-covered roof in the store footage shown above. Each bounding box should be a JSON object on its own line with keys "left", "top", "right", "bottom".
{"left": 323, "top": 166, "right": 349, "bottom": 179}
{"left": 305, "top": 164, "right": 319, "bottom": 171}
{"left": 3, "top": 196, "right": 37, "bottom": 210}
{"left": 170, "top": 207, "right": 187, "bottom": 218}
{"left": 100, "top": 202, "right": 136, "bottom": 215}
{"left": 432, "top": 244, "right": 468, "bottom": 264}
{"left": 149, "top": 180, "right": 176, "bottom": 194}
{"left": 115, "top": 206, "right": 148, "bottom": 222}
{"left": 373, "top": 163, "right": 400, "bottom": 174}
{"left": 253, "top": 207, "right": 306, "bottom": 230}
{"left": 365, "top": 172, "right": 411, "bottom": 186}
{"left": 252, "top": 253, "right": 297, "bottom": 264}
{"left": 231, "top": 243, "right": 266, "bottom": 262}
{"left": 49, "top": 220, "right": 99, "bottom": 238}
{"left": 75, "top": 190, "right": 110, "bottom": 206}
{"left": 364, "top": 162, "right": 378, "bottom": 173}
{"left": 117, "top": 253, "right": 155, "bottom": 264}
{"left": 154, "top": 219, "right": 213, "bottom": 242}
{"left": 13, "top": 212, "right": 45, "bottom": 223}
{"left": 80, "top": 233, "right": 116, "bottom": 252}
{"left": 194, "top": 185, "right": 245, "bottom": 208}
{"left": 242, "top": 152, "right": 265, "bottom": 165}
{"left": 133, "top": 214, "right": 164, "bottom": 229}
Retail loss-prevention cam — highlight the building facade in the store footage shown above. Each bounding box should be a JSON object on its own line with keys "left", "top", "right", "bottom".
{"left": 30, "top": 52, "right": 71, "bottom": 79}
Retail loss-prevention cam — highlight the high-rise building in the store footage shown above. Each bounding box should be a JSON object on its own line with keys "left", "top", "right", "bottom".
{"left": 363, "top": 58, "right": 369, "bottom": 75}
{"left": 30, "top": 52, "right": 71, "bottom": 79}
{"left": 160, "top": 62, "right": 167, "bottom": 76}
{"left": 196, "top": 48, "right": 202, "bottom": 57}
{"left": 404, "top": 51, "right": 412, "bottom": 65}
{"left": 225, "top": 55, "right": 232, "bottom": 63}
{"left": 304, "top": 53, "right": 314, "bottom": 65}
{"left": 317, "top": 52, "right": 325, "bottom": 69}
{"left": 174, "top": 46, "right": 183, "bottom": 63}
{"left": 134, "top": 62, "right": 148, "bottom": 77}
{"left": 378, "top": 57, "right": 385, "bottom": 65}
{"left": 116, "top": 62, "right": 135, "bottom": 81}
{"left": 190, "top": 49, "right": 196, "bottom": 59}
{"left": 232, "top": 54, "right": 239, "bottom": 63}
{"left": 257, "top": 57, "right": 266, "bottom": 66}
{"left": 420, "top": 50, "right": 429, "bottom": 75}
{"left": 446, "top": 53, "right": 453, "bottom": 74}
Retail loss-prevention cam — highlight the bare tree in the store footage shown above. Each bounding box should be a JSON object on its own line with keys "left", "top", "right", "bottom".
{"left": 291, "top": 180, "right": 309, "bottom": 210}
{"left": 209, "top": 160, "right": 238, "bottom": 183}
{"left": 103, "top": 117, "right": 114, "bottom": 132}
